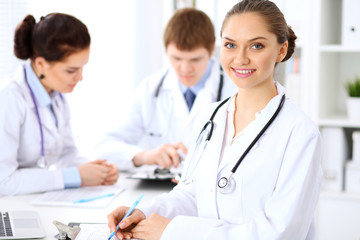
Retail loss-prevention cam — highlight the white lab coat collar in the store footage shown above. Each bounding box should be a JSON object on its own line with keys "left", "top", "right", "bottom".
{"left": 13, "top": 64, "right": 62, "bottom": 135}
{"left": 216, "top": 82, "right": 287, "bottom": 171}
{"left": 25, "top": 62, "right": 52, "bottom": 107}
{"left": 13, "top": 65, "right": 35, "bottom": 109}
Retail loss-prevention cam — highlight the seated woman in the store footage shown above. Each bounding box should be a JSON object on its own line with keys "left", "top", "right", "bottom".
{"left": 0, "top": 13, "right": 118, "bottom": 196}
{"left": 107, "top": 0, "right": 322, "bottom": 239}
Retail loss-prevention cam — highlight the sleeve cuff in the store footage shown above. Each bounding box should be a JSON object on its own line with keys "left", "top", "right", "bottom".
{"left": 62, "top": 167, "right": 81, "bottom": 188}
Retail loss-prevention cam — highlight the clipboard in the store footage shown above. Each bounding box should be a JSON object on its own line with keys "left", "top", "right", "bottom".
{"left": 127, "top": 168, "right": 180, "bottom": 182}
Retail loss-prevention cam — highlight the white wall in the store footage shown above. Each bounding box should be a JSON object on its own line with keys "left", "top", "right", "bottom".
{"left": 0, "top": 0, "right": 174, "bottom": 156}
{"left": 27, "top": 1, "right": 136, "bottom": 154}
{"left": 0, "top": 0, "right": 306, "bottom": 156}
{"left": 0, "top": 0, "right": 28, "bottom": 89}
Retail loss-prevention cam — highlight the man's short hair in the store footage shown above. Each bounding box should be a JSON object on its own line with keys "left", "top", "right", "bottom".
{"left": 163, "top": 8, "right": 215, "bottom": 55}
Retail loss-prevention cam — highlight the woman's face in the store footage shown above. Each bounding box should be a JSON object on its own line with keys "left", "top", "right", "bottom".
{"left": 36, "top": 47, "right": 90, "bottom": 93}
{"left": 220, "top": 12, "right": 287, "bottom": 90}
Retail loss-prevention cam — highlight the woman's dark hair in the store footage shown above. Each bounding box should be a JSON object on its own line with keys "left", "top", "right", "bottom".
{"left": 220, "top": 0, "right": 296, "bottom": 62}
{"left": 14, "top": 13, "right": 90, "bottom": 62}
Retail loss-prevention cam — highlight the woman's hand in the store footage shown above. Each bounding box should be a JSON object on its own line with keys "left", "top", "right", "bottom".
{"left": 131, "top": 213, "right": 170, "bottom": 240}
{"left": 78, "top": 159, "right": 110, "bottom": 186}
{"left": 107, "top": 207, "right": 146, "bottom": 239}
{"left": 78, "top": 159, "right": 119, "bottom": 186}
{"left": 102, "top": 162, "right": 119, "bottom": 185}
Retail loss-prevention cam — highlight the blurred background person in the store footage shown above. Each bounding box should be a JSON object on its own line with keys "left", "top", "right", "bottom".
{"left": 95, "top": 8, "right": 236, "bottom": 171}
{"left": 0, "top": 13, "right": 118, "bottom": 197}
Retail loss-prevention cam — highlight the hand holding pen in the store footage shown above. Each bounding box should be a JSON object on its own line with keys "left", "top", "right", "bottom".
{"left": 107, "top": 194, "right": 145, "bottom": 240}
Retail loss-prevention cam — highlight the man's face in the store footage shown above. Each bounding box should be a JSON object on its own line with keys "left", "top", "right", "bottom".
{"left": 166, "top": 43, "right": 212, "bottom": 87}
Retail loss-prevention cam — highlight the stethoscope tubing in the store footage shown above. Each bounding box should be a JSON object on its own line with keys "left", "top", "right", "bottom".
{"left": 154, "top": 66, "right": 224, "bottom": 101}
{"left": 182, "top": 93, "right": 286, "bottom": 192}
{"left": 200, "top": 96, "right": 231, "bottom": 142}
{"left": 23, "top": 66, "right": 45, "bottom": 158}
{"left": 149, "top": 66, "right": 224, "bottom": 138}
{"left": 230, "top": 94, "right": 286, "bottom": 174}
{"left": 217, "top": 94, "right": 286, "bottom": 191}
{"left": 182, "top": 97, "right": 230, "bottom": 184}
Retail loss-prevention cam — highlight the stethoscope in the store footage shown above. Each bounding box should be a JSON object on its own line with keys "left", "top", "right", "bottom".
{"left": 146, "top": 66, "right": 224, "bottom": 138}
{"left": 23, "top": 66, "right": 47, "bottom": 168}
{"left": 24, "top": 65, "right": 63, "bottom": 168}
{"left": 181, "top": 93, "right": 286, "bottom": 194}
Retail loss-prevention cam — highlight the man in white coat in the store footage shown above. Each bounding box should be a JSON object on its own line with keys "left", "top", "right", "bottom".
{"left": 96, "top": 8, "right": 236, "bottom": 170}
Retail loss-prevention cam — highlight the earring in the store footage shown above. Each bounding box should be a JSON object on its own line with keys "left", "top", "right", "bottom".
{"left": 39, "top": 74, "right": 45, "bottom": 80}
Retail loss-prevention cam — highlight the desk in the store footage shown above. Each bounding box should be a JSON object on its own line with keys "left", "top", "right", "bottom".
{"left": 0, "top": 173, "right": 175, "bottom": 239}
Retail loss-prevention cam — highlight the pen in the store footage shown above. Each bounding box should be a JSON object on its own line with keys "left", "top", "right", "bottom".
{"left": 108, "top": 193, "right": 144, "bottom": 240}
{"left": 73, "top": 193, "right": 115, "bottom": 204}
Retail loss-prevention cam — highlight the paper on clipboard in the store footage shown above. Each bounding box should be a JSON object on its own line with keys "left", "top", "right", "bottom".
{"left": 32, "top": 184, "right": 125, "bottom": 208}
{"left": 72, "top": 223, "right": 140, "bottom": 240}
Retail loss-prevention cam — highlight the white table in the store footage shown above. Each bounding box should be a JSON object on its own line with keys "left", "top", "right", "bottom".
{"left": 0, "top": 173, "right": 175, "bottom": 239}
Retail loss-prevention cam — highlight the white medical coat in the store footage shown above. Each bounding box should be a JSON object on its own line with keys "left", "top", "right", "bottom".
{"left": 0, "top": 65, "right": 86, "bottom": 196}
{"left": 96, "top": 57, "right": 236, "bottom": 169}
{"left": 140, "top": 83, "right": 323, "bottom": 240}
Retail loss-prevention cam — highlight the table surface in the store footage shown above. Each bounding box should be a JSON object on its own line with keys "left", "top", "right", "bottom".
{"left": 0, "top": 172, "right": 176, "bottom": 239}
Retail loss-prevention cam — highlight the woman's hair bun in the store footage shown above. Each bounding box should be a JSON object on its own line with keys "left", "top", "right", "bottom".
{"left": 14, "top": 15, "right": 36, "bottom": 60}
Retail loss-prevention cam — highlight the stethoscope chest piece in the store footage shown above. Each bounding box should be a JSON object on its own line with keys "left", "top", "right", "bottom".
{"left": 218, "top": 175, "right": 236, "bottom": 194}
{"left": 37, "top": 156, "right": 46, "bottom": 168}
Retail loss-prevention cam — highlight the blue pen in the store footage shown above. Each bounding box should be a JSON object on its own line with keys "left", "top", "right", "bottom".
{"left": 108, "top": 193, "right": 144, "bottom": 240}
{"left": 73, "top": 193, "right": 115, "bottom": 204}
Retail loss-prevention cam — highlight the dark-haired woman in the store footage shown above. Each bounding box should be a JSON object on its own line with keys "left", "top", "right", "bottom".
{"left": 107, "top": 1, "right": 322, "bottom": 239}
{"left": 0, "top": 13, "right": 118, "bottom": 197}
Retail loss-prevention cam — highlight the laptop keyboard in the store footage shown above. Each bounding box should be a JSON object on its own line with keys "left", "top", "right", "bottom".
{"left": 0, "top": 212, "right": 13, "bottom": 237}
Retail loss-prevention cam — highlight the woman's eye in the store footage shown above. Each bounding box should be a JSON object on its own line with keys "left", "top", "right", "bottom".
{"left": 225, "top": 43, "right": 235, "bottom": 49}
{"left": 252, "top": 43, "right": 263, "bottom": 50}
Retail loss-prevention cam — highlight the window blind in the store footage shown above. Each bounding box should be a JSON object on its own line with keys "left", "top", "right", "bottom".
{"left": 0, "top": 0, "right": 28, "bottom": 88}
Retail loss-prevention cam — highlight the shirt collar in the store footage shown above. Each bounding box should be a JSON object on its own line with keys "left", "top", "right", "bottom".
{"left": 25, "top": 62, "right": 52, "bottom": 107}
{"left": 226, "top": 82, "right": 286, "bottom": 117}
{"left": 226, "top": 94, "right": 263, "bottom": 118}
{"left": 179, "top": 58, "right": 213, "bottom": 95}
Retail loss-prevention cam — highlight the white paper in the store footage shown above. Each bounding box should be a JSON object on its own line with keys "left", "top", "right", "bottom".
{"left": 32, "top": 184, "right": 125, "bottom": 208}
{"left": 75, "top": 223, "right": 140, "bottom": 240}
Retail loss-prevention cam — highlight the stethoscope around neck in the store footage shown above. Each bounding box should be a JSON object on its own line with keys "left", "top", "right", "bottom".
{"left": 146, "top": 66, "right": 224, "bottom": 138}
{"left": 23, "top": 65, "right": 47, "bottom": 168}
{"left": 181, "top": 94, "right": 286, "bottom": 194}
{"left": 23, "top": 65, "right": 63, "bottom": 168}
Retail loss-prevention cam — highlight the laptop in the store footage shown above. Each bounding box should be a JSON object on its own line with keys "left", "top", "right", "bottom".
{"left": 0, "top": 211, "right": 45, "bottom": 239}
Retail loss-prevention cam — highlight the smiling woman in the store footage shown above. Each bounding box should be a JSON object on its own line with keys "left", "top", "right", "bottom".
{"left": 106, "top": 1, "right": 322, "bottom": 239}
